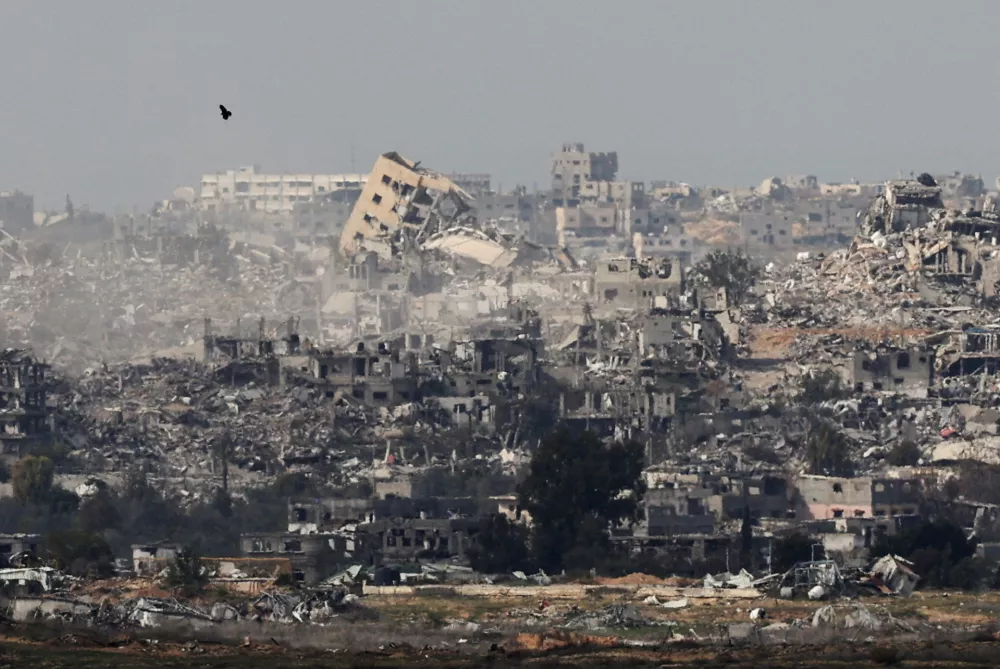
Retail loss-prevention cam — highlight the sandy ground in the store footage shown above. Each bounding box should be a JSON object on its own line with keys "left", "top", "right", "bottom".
{"left": 5, "top": 588, "right": 1000, "bottom": 667}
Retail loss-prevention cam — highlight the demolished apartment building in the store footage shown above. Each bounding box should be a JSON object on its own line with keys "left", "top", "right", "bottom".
{"left": 767, "top": 173, "right": 1000, "bottom": 411}
{"left": 0, "top": 349, "right": 52, "bottom": 457}
{"left": 927, "top": 325, "right": 1000, "bottom": 381}
{"left": 286, "top": 340, "right": 417, "bottom": 406}
{"left": 594, "top": 256, "right": 684, "bottom": 306}
{"left": 643, "top": 471, "right": 793, "bottom": 537}
{"left": 858, "top": 175, "right": 1000, "bottom": 300}
{"left": 339, "top": 151, "right": 553, "bottom": 270}
{"left": 243, "top": 493, "right": 485, "bottom": 581}
{"left": 861, "top": 178, "right": 944, "bottom": 235}
{"left": 551, "top": 302, "right": 736, "bottom": 438}
{"left": 850, "top": 346, "right": 934, "bottom": 398}
{"left": 796, "top": 475, "right": 924, "bottom": 523}
{"left": 284, "top": 333, "right": 540, "bottom": 430}
{"left": 203, "top": 318, "right": 301, "bottom": 386}
{"left": 108, "top": 216, "right": 231, "bottom": 268}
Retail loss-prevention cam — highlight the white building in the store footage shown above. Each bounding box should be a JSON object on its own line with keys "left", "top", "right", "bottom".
{"left": 199, "top": 165, "right": 367, "bottom": 213}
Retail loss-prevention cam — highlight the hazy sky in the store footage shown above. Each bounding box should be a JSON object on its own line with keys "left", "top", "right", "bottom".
{"left": 2, "top": 1, "right": 1000, "bottom": 211}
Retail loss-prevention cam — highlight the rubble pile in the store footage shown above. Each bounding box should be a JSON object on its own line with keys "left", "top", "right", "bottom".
{"left": 762, "top": 177, "right": 1000, "bottom": 333}
{"left": 0, "top": 256, "right": 304, "bottom": 372}
{"left": 9, "top": 588, "right": 366, "bottom": 628}
{"left": 54, "top": 358, "right": 339, "bottom": 483}
{"left": 49, "top": 355, "right": 523, "bottom": 497}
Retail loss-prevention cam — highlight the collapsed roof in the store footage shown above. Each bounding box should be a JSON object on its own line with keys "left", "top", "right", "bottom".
{"left": 340, "top": 151, "right": 568, "bottom": 269}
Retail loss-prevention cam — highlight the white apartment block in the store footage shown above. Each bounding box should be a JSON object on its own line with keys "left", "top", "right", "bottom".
{"left": 199, "top": 165, "right": 367, "bottom": 213}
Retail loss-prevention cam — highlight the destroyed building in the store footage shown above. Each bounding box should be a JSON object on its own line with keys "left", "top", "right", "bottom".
{"left": 0, "top": 349, "right": 51, "bottom": 457}
{"left": 203, "top": 318, "right": 300, "bottom": 386}
{"left": 339, "top": 152, "right": 476, "bottom": 259}
{"left": 446, "top": 173, "right": 491, "bottom": 196}
{"left": 643, "top": 472, "right": 792, "bottom": 536}
{"left": 0, "top": 534, "right": 40, "bottom": 567}
{"left": 339, "top": 151, "right": 552, "bottom": 269}
{"left": 240, "top": 532, "right": 347, "bottom": 584}
{"left": 132, "top": 543, "right": 180, "bottom": 576}
{"left": 861, "top": 178, "right": 944, "bottom": 235}
{"left": 796, "top": 476, "right": 923, "bottom": 522}
{"left": 550, "top": 142, "right": 619, "bottom": 206}
{"left": 850, "top": 347, "right": 934, "bottom": 397}
{"left": 290, "top": 341, "right": 417, "bottom": 405}
{"left": 594, "top": 257, "right": 684, "bottom": 306}
{"left": 243, "top": 494, "right": 486, "bottom": 581}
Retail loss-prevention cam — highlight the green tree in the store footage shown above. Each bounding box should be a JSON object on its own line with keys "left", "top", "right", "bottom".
{"left": 770, "top": 532, "right": 817, "bottom": 572}
{"left": 468, "top": 514, "right": 532, "bottom": 574}
{"left": 693, "top": 249, "right": 762, "bottom": 307}
{"left": 873, "top": 519, "right": 979, "bottom": 590}
{"left": 209, "top": 487, "right": 233, "bottom": 519}
{"left": 45, "top": 488, "right": 80, "bottom": 516}
{"left": 12, "top": 456, "right": 54, "bottom": 505}
{"left": 798, "top": 369, "right": 848, "bottom": 404}
{"left": 886, "top": 441, "right": 921, "bottom": 467}
{"left": 518, "top": 428, "right": 646, "bottom": 572}
{"left": 805, "top": 420, "right": 854, "bottom": 476}
{"left": 164, "top": 546, "right": 209, "bottom": 597}
{"left": 47, "top": 531, "right": 116, "bottom": 578}
{"left": 77, "top": 488, "right": 121, "bottom": 534}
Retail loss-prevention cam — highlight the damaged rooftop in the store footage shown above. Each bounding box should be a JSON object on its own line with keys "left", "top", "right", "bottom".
{"left": 2, "top": 149, "right": 1000, "bottom": 660}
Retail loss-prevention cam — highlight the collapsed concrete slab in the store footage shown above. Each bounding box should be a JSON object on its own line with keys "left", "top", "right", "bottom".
{"left": 340, "top": 151, "right": 573, "bottom": 270}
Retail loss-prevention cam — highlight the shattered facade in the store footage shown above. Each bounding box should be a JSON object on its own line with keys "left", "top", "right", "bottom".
{"left": 0, "top": 349, "right": 50, "bottom": 455}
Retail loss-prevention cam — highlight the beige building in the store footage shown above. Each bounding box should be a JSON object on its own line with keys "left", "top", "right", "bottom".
{"left": 199, "top": 165, "right": 367, "bottom": 213}
{"left": 555, "top": 204, "right": 617, "bottom": 242}
{"left": 593, "top": 256, "right": 684, "bottom": 305}
{"left": 339, "top": 152, "right": 473, "bottom": 258}
{"left": 550, "top": 142, "right": 619, "bottom": 206}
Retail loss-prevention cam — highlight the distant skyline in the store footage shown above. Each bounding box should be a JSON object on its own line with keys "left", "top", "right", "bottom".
{"left": 2, "top": 0, "right": 999, "bottom": 211}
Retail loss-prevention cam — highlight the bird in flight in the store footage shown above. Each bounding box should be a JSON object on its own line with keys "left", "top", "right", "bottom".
{"left": 219, "top": 104, "right": 232, "bottom": 121}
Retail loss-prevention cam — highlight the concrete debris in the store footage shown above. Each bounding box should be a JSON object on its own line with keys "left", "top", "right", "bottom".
{"left": 868, "top": 555, "right": 920, "bottom": 596}
{"left": 809, "top": 603, "right": 917, "bottom": 634}
{"left": 7, "top": 150, "right": 1000, "bottom": 649}
{"left": 7, "top": 588, "right": 366, "bottom": 628}
{"left": 340, "top": 152, "right": 572, "bottom": 270}
{"left": 643, "top": 595, "right": 690, "bottom": 609}
{"left": 663, "top": 598, "right": 690, "bottom": 609}
{"left": 562, "top": 604, "right": 648, "bottom": 630}
{"left": 703, "top": 569, "right": 755, "bottom": 590}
